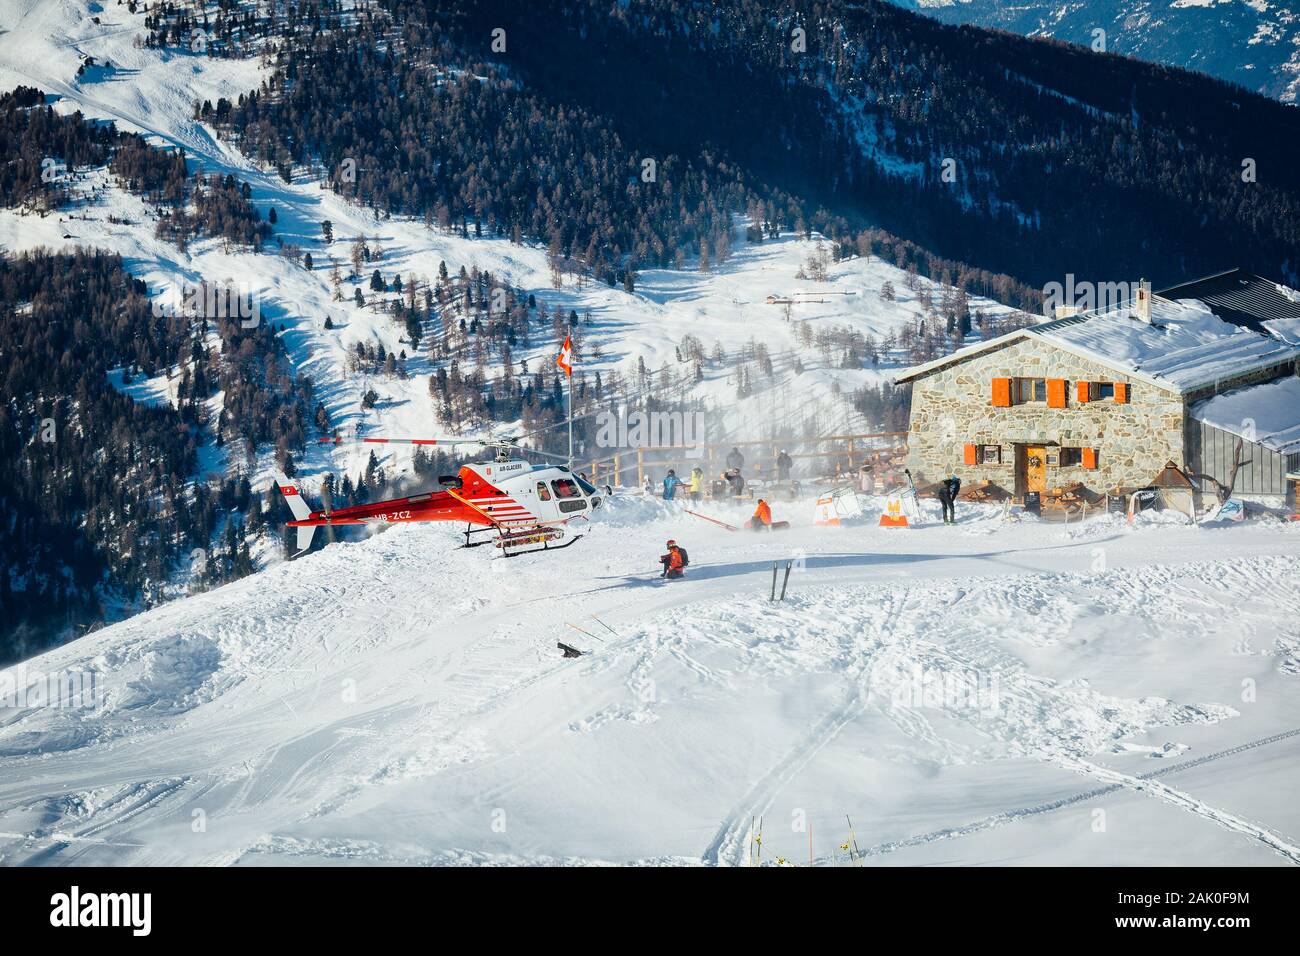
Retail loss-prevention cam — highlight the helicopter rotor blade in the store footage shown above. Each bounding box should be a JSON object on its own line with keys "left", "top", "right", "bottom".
{"left": 520, "top": 446, "right": 572, "bottom": 462}
{"left": 316, "top": 435, "right": 570, "bottom": 461}
{"left": 317, "top": 435, "right": 515, "bottom": 448}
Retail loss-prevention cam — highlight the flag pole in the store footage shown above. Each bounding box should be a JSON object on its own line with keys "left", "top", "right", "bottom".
{"left": 558, "top": 334, "right": 574, "bottom": 469}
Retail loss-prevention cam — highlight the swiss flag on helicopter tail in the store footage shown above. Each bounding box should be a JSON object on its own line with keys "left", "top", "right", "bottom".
{"left": 556, "top": 335, "right": 573, "bottom": 377}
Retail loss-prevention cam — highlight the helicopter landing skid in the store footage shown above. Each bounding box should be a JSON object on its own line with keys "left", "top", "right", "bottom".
{"left": 498, "top": 527, "right": 582, "bottom": 558}
{"left": 460, "top": 524, "right": 498, "bottom": 549}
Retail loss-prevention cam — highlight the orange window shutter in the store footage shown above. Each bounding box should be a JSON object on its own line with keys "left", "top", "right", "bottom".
{"left": 1114, "top": 382, "right": 1129, "bottom": 404}
{"left": 1082, "top": 447, "right": 1098, "bottom": 469}
{"left": 1047, "top": 378, "right": 1067, "bottom": 408}
{"left": 1076, "top": 381, "right": 1090, "bottom": 403}
{"left": 991, "top": 377, "right": 1011, "bottom": 407}
{"left": 963, "top": 443, "right": 977, "bottom": 465}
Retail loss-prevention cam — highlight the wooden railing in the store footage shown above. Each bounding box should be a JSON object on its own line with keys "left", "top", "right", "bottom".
{"left": 579, "top": 432, "right": 909, "bottom": 487}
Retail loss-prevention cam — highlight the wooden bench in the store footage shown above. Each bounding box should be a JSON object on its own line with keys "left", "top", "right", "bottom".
{"left": 958, "top": 480, "right": 1003, "bottom": 503}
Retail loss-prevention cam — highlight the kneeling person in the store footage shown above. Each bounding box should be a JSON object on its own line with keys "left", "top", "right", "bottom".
{"left": 660, "top": 539, "right": 690, "bottom": 578}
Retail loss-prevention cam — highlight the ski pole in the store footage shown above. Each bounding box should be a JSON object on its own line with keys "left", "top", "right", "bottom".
{"left": 770, "top": 563, "right": 778, "bottom": 601}
{"left": 566, "top": 622, "right": 602, "bottom": 643}
{"left": 780, "top": 560, "right": 792, "bottom": 600}
{"left": 591, "top": 615, "right": 618, "bottom": 638}
{"left": 685, "top": 509, "right": 739, "bottom": 531}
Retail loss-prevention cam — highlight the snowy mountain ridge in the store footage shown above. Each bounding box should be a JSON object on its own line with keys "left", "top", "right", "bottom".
{"left": 899, "top": 0, "right": 1300, "bottom": 102}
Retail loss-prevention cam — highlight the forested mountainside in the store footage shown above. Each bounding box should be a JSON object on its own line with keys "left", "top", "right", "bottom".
{"left": 0, "top": 90, "right": 306, "bottom": 658}
{"left": 1, "top": 249, "right": 236, "bottom": 657}
{"left": 2, "top": 85, "right": 269, "bottom": 247}
{"left": 159, "top": 0, "right": 1300, "bottom": 290}
{"left": 444, "top": 0, "right": 1300, "bottom": 287}
{"left": 148, "top": 0, "right": 1033, "bottom": 310}
{"left": 897, "top": 0, "right": 1300, "bottom": 105}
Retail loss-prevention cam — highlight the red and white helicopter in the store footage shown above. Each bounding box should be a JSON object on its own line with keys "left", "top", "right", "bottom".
{"left": 275, "top": 435, "right": 603, "bottom": 558}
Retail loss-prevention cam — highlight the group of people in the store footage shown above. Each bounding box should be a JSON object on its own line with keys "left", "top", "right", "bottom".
{"left": 656, "top": 447, "right": 795, "bottom": 504}
{"left": 659, "top": 466, "right": 706, "bottom": 502}
{"left": 725, "top": 447, "right": 794, "bottom": 482}
{"left": 649, "top": 444, "right": 972, "bottom": 580}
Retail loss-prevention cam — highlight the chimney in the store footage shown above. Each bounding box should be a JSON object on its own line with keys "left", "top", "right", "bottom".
{"left": 1135, "top": 279, "right": 1153, "bottom": 324}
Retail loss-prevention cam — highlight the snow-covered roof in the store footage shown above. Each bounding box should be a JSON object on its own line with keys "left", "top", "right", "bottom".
{"left": 1159, "top": 268, "right": 1300, "bottom": 334}
{"left": 1190, "top": 376, "right": 1300, "bottom": 458}
{"left": 1038, "top": 297, "right": 1300, "bottom": 392}
{"left": 1263, "top": 316, "right": 1300, "bottom": 345}
{"left": 896, "top": 273, "right": 1300, "bottom": 393}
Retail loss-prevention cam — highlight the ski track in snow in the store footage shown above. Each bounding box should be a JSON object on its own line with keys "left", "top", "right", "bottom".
{"left": 855, "top": 726, "right": 1300, "bottom": 866}
{"left": 696, "top": 553, "right": 1300, "bottom": 866}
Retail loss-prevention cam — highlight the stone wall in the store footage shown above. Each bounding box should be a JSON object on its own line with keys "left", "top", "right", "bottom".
{"left": 905, "top": 336, "right": 1187, "bottom": 495}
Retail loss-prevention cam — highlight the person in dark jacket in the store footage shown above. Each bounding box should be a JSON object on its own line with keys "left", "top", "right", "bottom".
{"left": 726, "top": 447, "right": 745, "bottom": 471}
{"left": 938, "top": 473, "right": 961, "bottom": 525}
{"left": 776, "top": 449, "right": 793, "bottom": 481}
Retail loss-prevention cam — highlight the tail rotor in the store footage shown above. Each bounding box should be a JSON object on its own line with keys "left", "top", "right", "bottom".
{"left": 275, "top": 473, "right": 317, "bottom": 555}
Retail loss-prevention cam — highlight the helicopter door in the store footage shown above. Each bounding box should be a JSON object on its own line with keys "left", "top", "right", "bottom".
{"left": 550, "top": 478, "right": 588, "bottom": 513}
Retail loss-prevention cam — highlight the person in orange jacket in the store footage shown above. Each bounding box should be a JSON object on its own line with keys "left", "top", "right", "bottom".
{"left": 748, "top": 498, "right": 772, "bottom": 531}
{"left": 659, "top": 539, "right": 689, "bottom": 578}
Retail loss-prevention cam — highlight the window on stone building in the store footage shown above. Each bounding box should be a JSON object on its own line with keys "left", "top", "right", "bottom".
{"left": 980, "top": 445, "right": 1002, "bottom": 464}
{"left": 1059, "top": 447, "right": 1083, "bottom": 467}
{"left": 1014, "top": 377, "right": 1047, "bottom": 404}
{"left": 1089, "top": 382, "right": 1115, "bottom": 401}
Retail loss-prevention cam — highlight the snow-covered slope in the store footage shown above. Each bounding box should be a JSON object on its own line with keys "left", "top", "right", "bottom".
{"left": 901, "top": 0, "right": 1300, "bottom": 103}
{"left": 3, "top": 497, "right": 1299, "bottom": 865}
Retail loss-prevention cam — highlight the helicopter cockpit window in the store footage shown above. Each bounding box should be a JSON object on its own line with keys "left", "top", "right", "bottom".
{"left": 536, "top": 481, "right": 552, "bottom": 501}
{"left": 575, "top": 475, "right": 598, "bottom": 496}
{"left": 551, "top": 478, "right": 581, "bottom": 499}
